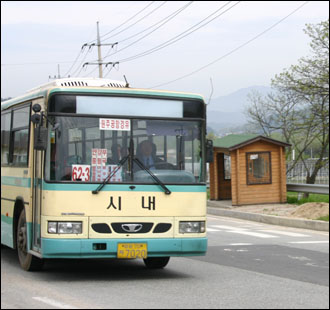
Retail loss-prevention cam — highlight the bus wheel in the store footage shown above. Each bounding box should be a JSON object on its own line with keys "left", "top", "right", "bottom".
{"left": 17, "top": 209, "right": 43, "bottom": 271}
{"left": 143, "top": 257, "right": 170, "bottom": 269}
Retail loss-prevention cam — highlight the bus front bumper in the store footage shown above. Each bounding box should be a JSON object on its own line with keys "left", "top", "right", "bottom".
{"left": 40, "top": 237, "right": 208, "bottom": 259}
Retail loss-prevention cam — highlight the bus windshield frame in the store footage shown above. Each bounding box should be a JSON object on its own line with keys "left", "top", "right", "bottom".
{"left": 45, "top": 93, "right": 206, "bottom": 185}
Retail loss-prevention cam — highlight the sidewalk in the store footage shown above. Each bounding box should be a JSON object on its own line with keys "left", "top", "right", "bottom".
{"left": 207, "top": 200, "right": 329, "bottom": 232}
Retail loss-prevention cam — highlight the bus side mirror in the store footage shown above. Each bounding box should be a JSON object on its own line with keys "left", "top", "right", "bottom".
{"left": 32, "top": 104, "right": 42, "bottom": 113}
{"left": 31, "top": 114, "right": 41, "bottom": 124}
{"left": 206, "top": 139, "right": 213, "bottom": 163}
{"left": 34, "top": 127, "right": 48, "bottom": 150}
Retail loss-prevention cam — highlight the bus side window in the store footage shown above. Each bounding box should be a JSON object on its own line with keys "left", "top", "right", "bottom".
{"left": 1, "top": 112, "right": 11, "bottom": 165}
{"left": 12, "top": 106, "right": 30, "bottom": 167}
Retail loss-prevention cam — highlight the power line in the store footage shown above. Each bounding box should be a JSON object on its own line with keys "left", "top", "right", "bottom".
{"left": 76, "top": 1, "right": 167, "bottom": 77}
{"left": 1, "top": 2, "right": 232, "bottom": 70}
{"left": 86, "top": 1, "right": 156, "bottom": 44}
{"left": 62, "top": 24, "right": 100, "bottom": 77}
{"left": 63, "top": 1, "right": 236, "bottom": 77}
{"left": 62, "top": 49, "right": 86, "bottom": 77}
{"left": 99, "top": 1, "right": 167, "bottom": 43}
{"left": 1, "top": 60, "right": 74, "bottom": 66}
{"left": 101, "top": 1, "right": 193, "bottom": 61}
{"left": 114, "top": 1, "right": 193, "bottom": 45}
{"left": 149, "top": 1, "right": 310, "bottom": 89}
{"left": 114, "top": 1, "right": 240, "bottom": 64}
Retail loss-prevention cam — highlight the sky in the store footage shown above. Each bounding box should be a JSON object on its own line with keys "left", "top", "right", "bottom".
{"left": 1, "top": 1, "right": 329, "bottom": 99}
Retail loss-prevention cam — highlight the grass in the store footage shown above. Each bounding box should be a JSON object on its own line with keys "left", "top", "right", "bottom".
{"left": 317, "top": 215, "right": 329, "bottom": 221}
{"left": 287, "top": 192, "right": 329, "bottom": 205}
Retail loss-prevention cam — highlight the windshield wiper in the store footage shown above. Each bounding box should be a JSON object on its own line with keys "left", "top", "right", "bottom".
{"left": 92, "top": 154, "right": 129, "bottom": 194}
{"left": 92, "top": 137, "right": 171, "bottom": 195}
{"left": 133, "top": 157, "right": 171, "bottom": 195}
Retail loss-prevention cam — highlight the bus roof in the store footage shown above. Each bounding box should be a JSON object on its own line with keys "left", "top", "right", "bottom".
{"left": 1, "top": 78, "right": 205, "bottom": 111}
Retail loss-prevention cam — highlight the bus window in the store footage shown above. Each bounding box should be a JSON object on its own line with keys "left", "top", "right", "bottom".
{"left": 45, "top": 116, "right": 131, "bottom": 182}
{"left": 1, "top": 112, "right": 11, "bottom": 165}
{"left": 133, "top": 120, "right": 202, "bottom": 183}
{"left": 45, "top": 117, "right": 203, "bottom": 184}
{"left": 12, "top": 129, "right": 29, "bottom": 166}
{"left": 11, "top": 106, "right": 30, "bottom": 167}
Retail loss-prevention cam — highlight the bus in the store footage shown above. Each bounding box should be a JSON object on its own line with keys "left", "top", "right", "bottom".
{"left": 1, "top": 78, "right": 212, "bottom": 271}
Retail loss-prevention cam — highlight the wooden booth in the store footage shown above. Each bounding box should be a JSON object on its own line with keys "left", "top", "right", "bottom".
{"left": 209, "top": 134, "right": 291, "bottom": 206}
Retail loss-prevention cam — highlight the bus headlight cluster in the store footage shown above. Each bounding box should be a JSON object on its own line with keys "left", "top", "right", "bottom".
{"left": 48, "top": 222, "right": 82, "bottom": 234}
{"left": 179, "top": 221, "right": 205, "bottom": 234}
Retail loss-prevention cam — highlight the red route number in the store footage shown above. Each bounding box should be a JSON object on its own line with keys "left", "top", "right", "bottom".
{"left": 72, "top": 165, "right": 91, "bottom": 182}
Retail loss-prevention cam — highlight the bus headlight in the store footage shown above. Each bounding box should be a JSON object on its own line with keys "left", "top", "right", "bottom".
{"left": 48, "top": 222, "right": 82, "bottom": 234}
{"left": 179, "top": 221, "right": 205, "bottom": 234}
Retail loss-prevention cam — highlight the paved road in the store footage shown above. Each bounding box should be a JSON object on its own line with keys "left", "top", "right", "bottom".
{"left": 1, "top": 216, "right": 329, "bottom": 309}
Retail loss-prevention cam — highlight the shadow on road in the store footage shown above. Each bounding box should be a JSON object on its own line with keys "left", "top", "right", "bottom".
{"left": 1, "top": 246, "right": 192, "bottom": 282}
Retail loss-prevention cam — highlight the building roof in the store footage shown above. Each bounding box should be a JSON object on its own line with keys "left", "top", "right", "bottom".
{"left": 213, "top": 134, "right": 291, "bottom": 150}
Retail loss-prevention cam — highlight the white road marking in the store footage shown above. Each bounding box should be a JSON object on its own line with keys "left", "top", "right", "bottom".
{"left": 288, "top": 255, "right": 312, "bottom": 261}
{"left": 207, "top": 228, "right": 221, "bottom": 232}
{"left": 211, "top": 225, "right": 247, "bottom": 231}
{"left": 288, "top": 241, "right": 329, "bottom": 244}
{"left": 258, "top": 230, "right": 310, "bottom": 237}
{"left": 208, "top": 217, "right": 264, "bottom": 226}
{"left": 229, "top": 230, "right": 278, "bottom": 239}
{"left": 33, "top": 297, "right": 78, "bottom": 309}
{"left": 230, "top": 243, "right": 253, "bottom": 246}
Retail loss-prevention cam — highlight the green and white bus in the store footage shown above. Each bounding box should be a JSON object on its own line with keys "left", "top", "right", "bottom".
{"left": 1, "top": 78, "right": 211, "bottom": 271}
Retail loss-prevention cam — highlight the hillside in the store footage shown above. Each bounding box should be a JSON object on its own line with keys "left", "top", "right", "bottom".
{"left": 206, "top": 86, "right": 271, "bottom": 134}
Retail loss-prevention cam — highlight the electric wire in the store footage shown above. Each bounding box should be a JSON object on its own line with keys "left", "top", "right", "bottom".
{"left": 101, "top": 1, "right": 193, "bottom": 61}
{"left": 62, "top": 49, "right": 86, "bottom": 77}
{"left": 82, "top": 65, "right": 98, "bottom": 77}
{"left": 63, "top": 25, "right": 100, "bottom": 77}
{"left": 86, "top": 1, "right": 156, "bottom": 44}
{"left": 114, "top": 1, "right": 239, "bottom": 63}
{"left": 100, "top": 1, "right": 167, "bottom": 42}
{"left": 115, "top": 1, "right": 193, "bottom": 45}
{"left": 149, "top": 1, "right": 309, "bottom": 89}
{"left": 79, "top": 1, "right": 236, "bottom": 78}
{"left": 71, "top": 47, "right": 95, "bottom": 77}
{"left": 1, "top": 61, "right": 74, "bottom": 66}
{"left": 72, "top": 1, "right": 157, "bottom": 77}
{"left": 78, "top": 1, "right": 167, "bottom": 76}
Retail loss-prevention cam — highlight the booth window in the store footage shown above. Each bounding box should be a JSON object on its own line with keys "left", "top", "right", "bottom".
{"left": 246, "top": 152, "right": 271, "bottom": 185}
{"left": 224, "top": 154, "right": 231, "bottom": 180}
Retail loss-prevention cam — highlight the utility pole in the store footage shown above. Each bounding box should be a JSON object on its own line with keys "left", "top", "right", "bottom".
{"left": 97, "top": 21, "right": 102, "bottom": 78}
{"left": 82, "top": 21, "right": 118, "bottom": 78}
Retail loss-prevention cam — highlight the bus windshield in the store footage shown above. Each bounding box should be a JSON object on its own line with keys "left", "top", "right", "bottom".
{"left": 45, "top": 116, "right": 204, "bottom": 184}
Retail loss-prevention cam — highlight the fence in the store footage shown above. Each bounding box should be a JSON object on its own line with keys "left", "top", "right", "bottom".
{"left": 286, "top": 159, "right": 329, "bottom": 185}
{"left": 287, "top": 183, "right": 329, "bottom": 195}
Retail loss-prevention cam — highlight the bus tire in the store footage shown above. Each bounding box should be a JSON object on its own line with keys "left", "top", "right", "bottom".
{"left": 17, "top": 209, "right": 44, "bottom": 271}
{"left": 143, "top": 257, "right": 170, "bottom": 269}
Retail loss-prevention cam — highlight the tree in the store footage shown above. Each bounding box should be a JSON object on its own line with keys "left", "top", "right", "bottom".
{"left": 246, "top": 20, "right": 329, "bottom": 188}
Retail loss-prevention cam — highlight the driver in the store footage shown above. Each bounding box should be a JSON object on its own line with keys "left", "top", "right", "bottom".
{"left": 136, "top": 140, "right": 174, "bottom": 170}
{"left": 137, "top": 140, "right": 158, "bottom": 169}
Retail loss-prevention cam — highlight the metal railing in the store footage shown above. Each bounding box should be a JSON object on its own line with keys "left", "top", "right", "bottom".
{"left": 287, "top": 183, "right": 329, "bottom": 195}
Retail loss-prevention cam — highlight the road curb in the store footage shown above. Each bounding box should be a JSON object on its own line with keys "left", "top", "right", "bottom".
{"left": 207, "top": 206, "right": 329, "bottom": 232}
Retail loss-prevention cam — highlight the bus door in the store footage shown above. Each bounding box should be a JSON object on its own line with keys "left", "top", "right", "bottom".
{"left": 30, "top": 107, "right": 48, "bottom": 252}
{"left": 32, "top": 147, "right": 43, "bottom": 251}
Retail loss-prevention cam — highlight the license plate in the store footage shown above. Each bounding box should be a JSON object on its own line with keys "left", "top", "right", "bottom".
{"left": 117, "top": 243, "right": 147, "bottom": 259}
